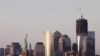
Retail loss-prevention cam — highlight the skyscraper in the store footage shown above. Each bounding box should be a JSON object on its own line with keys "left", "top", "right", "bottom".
{"left": 34, "top": 42, "right": 45, "bottom": 56}
{"left": 72, "top": 43, "right": 78, "bottom": 56}
{"left": 62, "top": 35, "right": 71, "bottom": 56}
{"left": 53, "top": 31, "right": 62, "bottom": 51}
{"left": 0, "top": 48, "right": 4, "bottom": 56}
{"left": 12, "top": 42, "right": 22, "bottom": 56}
{"left": 62, "top": 35, "right": 71, "bottom": 52}
{"left": 76, "top": 17, "right": 88, "bottom": 36}
{"left": 86, "top": 31, "right": 95, "bottom": 56}
{"left": 43, "top": 31, "right": 51, "bottom": 56}
{"left": 76, "top": 16, "right": 88, "bottom": 56}
{"left": 53, "top": 31, "right": 62, "bottom": 56}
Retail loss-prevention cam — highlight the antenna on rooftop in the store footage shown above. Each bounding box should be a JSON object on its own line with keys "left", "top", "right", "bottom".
{"left": 79, "top": 7, "right": 83, "bottom": 18}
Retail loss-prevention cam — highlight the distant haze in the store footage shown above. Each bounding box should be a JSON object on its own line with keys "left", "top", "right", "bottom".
{"left": 0, "top": 0, "right": 100, "bottom": 54}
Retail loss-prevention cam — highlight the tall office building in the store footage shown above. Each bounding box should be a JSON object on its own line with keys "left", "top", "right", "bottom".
{"left": 62, "top": 35, "right": 71, "bottom": 56}
{"left": 76, "top": 16, "right": 88, "bottom": 36}
{"left": 72, "top": 43, "right": 78, "bottom": 56}
{"left": 0, "top": 48, "right": 4, "bottom": 56}
{"left": 86, "top": 31, "right": 95, "bottom": 56}
{"left": 12, "top": 42, "right": 22, "bottom": 56}
{"left": 43, "top": 31, "right": 51, "bottom": 56}
{"left": 34, "top": 42, "right": 45, "bottom": 56}
{"left": 53, "top": 31, "right": 62, "bottom": 56}
{"left": 62, "top": 35, "right": 71, "bottom": 52}
{"left": 53, "top": 31, "right": 62, "bottom": 51}
{"left": 76, "top": 16, "right": 88, "bottom": 56}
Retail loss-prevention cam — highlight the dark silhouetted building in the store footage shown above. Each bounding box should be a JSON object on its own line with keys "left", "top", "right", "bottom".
{"left": 76, "top": 17, "right": 88, "bottom": 36}
{"left": 34, "top": 42, "right": 45, "bottom": 56}
{"left": 86, "top": 31, "right": 95, "bottom": 56}
{"left": 62, "top": 35, "right": 71, "bottom": 56}
{"left": 63, "top": 35, "right": 71, "bottom": 52}
{"left": 0, "top": 48, "right": 4, "bottom": 56}
{"left": 53, "top": 31, "right": 62, "bottom": 51}
{"left": 53, "top": 31, "right": 62, "bottom": 56}
{"left": 76, "top": 16, "right": 88, "bottom": 56}
{"left": 72, "top": 43, "right": 78, "bottom": 56}
{"left": 27, "top": 50, "right": 34, "bottom": 56}
{"left": 12, "top": 42, "right": 22, "bottom": 56}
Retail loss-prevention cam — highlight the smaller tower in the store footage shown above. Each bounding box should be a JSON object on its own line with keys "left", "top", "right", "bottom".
{"left": 62, "top": 35, "right": 71, "bottom": 56}
{"left": 43, "top": 31, "right": 51, "bottom": 56}
{"left": 86, "top": 31, "right": 95, "bottom": 56}
{"left": 34, "top": 42, "right": 45, "bottom": 56}
{"left": 28, "top": 43, "right": 33, "bottom": 56}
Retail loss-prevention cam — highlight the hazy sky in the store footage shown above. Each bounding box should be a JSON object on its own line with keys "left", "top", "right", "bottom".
{"left": 0, "top": 0, "right": 100, "bottom": 54}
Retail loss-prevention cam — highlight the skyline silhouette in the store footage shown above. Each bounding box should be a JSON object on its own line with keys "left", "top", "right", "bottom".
{"left": 0, "top": 0, "right": 100, "bottom": 55}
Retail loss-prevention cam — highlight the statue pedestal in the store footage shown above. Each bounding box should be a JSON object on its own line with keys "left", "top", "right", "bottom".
{"left": 21, "top": 50, "right": 27, "bottom": 56}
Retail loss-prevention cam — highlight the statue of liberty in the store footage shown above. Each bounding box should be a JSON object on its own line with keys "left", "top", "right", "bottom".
{"left": 21, "top": 34, "right": 28, "bottom": 56}
{"left": 24, "top": 34, "right": 28, "bottom": 51}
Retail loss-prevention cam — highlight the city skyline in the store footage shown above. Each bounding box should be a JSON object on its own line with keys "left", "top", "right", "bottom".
{"left": 0, "top": 0, "right": 100, "bottom": 55}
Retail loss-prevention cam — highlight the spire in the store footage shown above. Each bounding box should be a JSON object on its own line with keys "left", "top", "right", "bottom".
{"left": 24, "top": 33, "right": 28, "bottom": 50}
{"left": 29, "top": 42, "right": 32, "bottom": 50}
{"left": 28, "top": 42, "right": 32, "bottom": 56}
{"left": 80, "top": 7, "right": 83, "bottom": 18}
